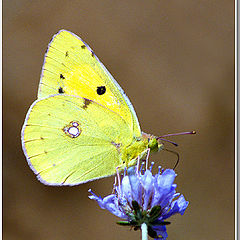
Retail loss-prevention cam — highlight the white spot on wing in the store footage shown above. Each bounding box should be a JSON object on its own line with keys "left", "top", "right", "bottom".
{"left": 63, "top": 121, "right": 82, "bottom": 138}
{"left": 68, "top": 126, "right": 80, "bottom": 137}
{"left": 72, "top": 122, "right": 79, "bottom": 127}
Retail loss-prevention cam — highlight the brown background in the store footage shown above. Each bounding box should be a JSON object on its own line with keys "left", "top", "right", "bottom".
{"left": 3, "top": 1, "right": 235, "bottom": 240}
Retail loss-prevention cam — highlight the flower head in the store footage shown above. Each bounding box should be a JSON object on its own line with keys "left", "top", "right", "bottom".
{"left": 89, "top": 164, "right": 188, "bottom": 239}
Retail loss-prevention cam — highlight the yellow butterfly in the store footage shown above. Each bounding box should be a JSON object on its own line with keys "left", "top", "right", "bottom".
{"left": 21, "top": 30, "right": 174, "bottom": 185}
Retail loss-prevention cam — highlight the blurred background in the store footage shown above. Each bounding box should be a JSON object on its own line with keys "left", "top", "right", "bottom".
{"left": 3, "top": 1, "right": 234, "bottom": 239}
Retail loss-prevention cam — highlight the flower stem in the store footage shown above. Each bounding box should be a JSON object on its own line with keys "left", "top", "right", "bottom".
{"left": 141, "top": 223, "right": 148, "bottom": 240}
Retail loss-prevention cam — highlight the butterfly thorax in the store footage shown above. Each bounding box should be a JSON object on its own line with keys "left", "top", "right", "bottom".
{"left": 121, "top": 133, "right": 164, "bottom": 168}
{"left": 121, "top": 137, "right": 148, "bottom": 168}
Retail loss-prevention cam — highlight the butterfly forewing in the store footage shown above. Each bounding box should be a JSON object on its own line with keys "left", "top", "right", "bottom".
{"left": 38, "top": 30, "right": 141, "bottom": 137}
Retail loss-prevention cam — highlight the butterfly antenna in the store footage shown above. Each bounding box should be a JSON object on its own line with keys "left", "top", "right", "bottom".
{"left": 158, "top": 138, "right": 179, "bottom": 146}
{"left": 163, "top": 148, "right": 180, "bottom": 170}
{"left": 158, "top": 131, "right": 196, "bottom": 138}
{"left": 157, "top": 131, "right": 196, "bottom": 147}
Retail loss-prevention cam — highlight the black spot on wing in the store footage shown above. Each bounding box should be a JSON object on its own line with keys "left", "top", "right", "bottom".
{"left": 83, "top": 98, "right": 92, "bottom": 109}
{"left": 111, "top": 141, "right": 121, "bottom": 148}
{"left": 58, "top": 87, "right": 64, "bottom": 94}
{"left": 60, "top": 74, "right": 65, "bottom": 79}
{"left": 97, "top": 86, "right": 106, "bottom": 95}
{"left": 81, "top": 45, "right": 86, "bottom": 49}
{"left": 65, "top": 51, "right": 69, "bottom": 57}
{"left": 111, "top": 141, "right": 121, "bottom": 153}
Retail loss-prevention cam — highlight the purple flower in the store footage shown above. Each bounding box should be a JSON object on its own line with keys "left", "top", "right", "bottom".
{"left": 89, "top": 165, "right": 188, "bottom": 239}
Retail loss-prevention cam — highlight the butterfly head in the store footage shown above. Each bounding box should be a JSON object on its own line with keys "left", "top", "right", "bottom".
{"left": 148, "top": 136, "right": 164, "bottom": 152}
{"left": 142, "top": 133, "right": 164, "bottom": 153}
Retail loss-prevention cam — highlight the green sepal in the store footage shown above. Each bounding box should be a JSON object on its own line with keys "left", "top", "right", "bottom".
{"left": 147, "top": 226, "right": 158, "bottom": 238}
{"left": 151, "top": 220, "right": 171, "bottom": 226}
{"left": 129, "top": 220, "right": 138, "bottom": 226}
{"left": 132, "top": 201, "right": 142, "bottom": 220}
{"left": 116, "top": 221, "right": 132, "bottom": 226}
{"left": 149, "top": 205, "right": 162, "bottom": 221}
{"left": 116, "top": 201, "right": 170, "bottom": 239}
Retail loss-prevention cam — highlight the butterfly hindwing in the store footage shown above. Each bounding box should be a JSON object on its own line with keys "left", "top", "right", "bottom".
{"left": 22, "top": 94, "right": 132, "bottom": 185}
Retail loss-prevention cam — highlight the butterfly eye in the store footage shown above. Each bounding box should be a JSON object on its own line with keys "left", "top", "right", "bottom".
{"left": 97, "top": 86, "right": 106, "bottom": 95}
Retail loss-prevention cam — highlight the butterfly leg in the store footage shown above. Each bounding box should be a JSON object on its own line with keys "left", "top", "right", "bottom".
{"left": 136, "top": 155, "right": 140, "bottom": 173}
{"left": 141, "top": 148, "right": 150, "bottom": 170}
{"left": 116, "top": 166, "right": 122, "bottom": 195}
{"left": 135, "top": 147, "right": 150, "bottom": 172}
{"left": 146, "top": 148, "right": 151, "bottom": 169}
{"left": 112, "top": 176, "right": 117, "bottom": 194}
